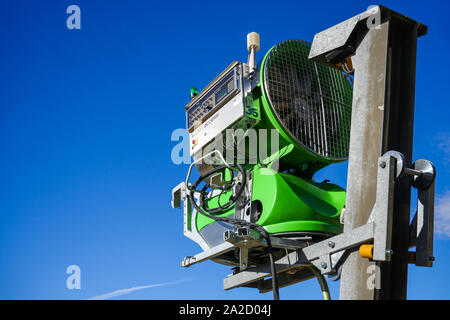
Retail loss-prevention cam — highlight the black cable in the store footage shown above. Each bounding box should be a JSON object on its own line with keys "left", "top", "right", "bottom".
{"left": 186, "top": 164, "right": 280, "bottom": 300}
{"left": 193, "top": 164, "right": 245, "bottom": 215}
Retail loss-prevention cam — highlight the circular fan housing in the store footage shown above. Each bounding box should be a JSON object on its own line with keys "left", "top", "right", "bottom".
{"left": 259, "top": 40, "right": 353, "bottom": 164}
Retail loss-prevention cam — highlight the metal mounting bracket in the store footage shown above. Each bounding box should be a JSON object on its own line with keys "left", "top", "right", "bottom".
{"left": 173, "top": 150, "right": 435, "bottom": 294}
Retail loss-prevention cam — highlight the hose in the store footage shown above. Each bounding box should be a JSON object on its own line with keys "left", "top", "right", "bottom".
{"left": 307, "top": 265, "right": 331, "bottom": 300}
{"left": 186, "top": 163, "right": 280, "bottom": 300}
{"left": 192, "top": 164, "right": 243, "bottom": 215}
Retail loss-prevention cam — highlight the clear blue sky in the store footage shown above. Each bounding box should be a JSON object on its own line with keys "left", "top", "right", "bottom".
{"left": 1, "top": 0, "right": 449, "bottom": 300}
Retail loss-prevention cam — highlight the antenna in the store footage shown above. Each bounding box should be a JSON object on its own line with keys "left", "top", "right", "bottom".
{"left": 247, "top": 32, "right": 260, "bottom": 77}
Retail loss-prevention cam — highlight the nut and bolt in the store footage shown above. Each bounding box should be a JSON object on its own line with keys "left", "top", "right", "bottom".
{"left": 379, "top": 161, "right": 386, "bottom": 168}
{"left": 328, "top": 241, "right": 335, "bottom": 248}
{"left": 320, "top": 262, "right": 328, "bottom": 269}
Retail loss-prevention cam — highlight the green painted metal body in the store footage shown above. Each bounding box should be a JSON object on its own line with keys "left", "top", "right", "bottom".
{"left": 247, "top": 41, "right": 352, "bottom": 170}
{"left": 194, "top": 40, "right": 351, "bottom": 237}
{"left": 196, "top": 167, "right": 345, "bottom": 235}
{"left": 251, "top": 167, "right": 344, "bottom": 234}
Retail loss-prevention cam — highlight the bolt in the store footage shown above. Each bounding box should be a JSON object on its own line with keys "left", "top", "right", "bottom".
{"left": 287, "top": 268, "right": 298, "bottom": 275}
{"left": 379, "top": 161, "right": 386, "bottom": 168}
{"left": 328, "top": 241, "right": 335, "bottom": 248}
{"left": 429, "top": 256, "right": 435, "bottom": 262}
{"left": 385, "top": 249, "right": 394, "bottom": 256}
{"left": 320, "top": 262, "right": 328, "bottom": 269}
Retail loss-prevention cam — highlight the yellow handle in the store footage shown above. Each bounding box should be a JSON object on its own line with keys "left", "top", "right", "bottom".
{"left": 359, "top": 244, "right": 374, "bottom": 259}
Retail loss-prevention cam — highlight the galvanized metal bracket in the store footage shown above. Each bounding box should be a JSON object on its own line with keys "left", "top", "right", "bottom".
{"left": 171, "top": 181, "right": 211, "bottom": 252}
{"left": 368, "top": 153, "right": 397, "bottom": 261}
{"left": 309, "top": 5, "right": 427, "bottom": 70}
{"left": 221, "top": 152, "right": 435, "bottom": 292}
{"left": 408, "top": 160, "right": 436, "bottom": 267}
{"left": 309, "top": 5, "right": 429, "bottom": 300}
{"left": 173, "top": 152, "right": 436, "bottom": 293}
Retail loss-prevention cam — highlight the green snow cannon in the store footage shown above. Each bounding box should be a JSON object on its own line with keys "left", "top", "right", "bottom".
{"left": 254, "top": 39, "right": 352, "bottom": 170}
{"left": 173, "top": 36, "right": 352, "bottom": 264}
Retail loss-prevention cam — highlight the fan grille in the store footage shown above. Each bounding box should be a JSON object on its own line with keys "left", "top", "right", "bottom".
{"left": 263, "top": 40, "right": 353, "bottom": 160}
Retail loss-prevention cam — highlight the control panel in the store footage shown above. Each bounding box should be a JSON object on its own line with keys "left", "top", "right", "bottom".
{"left": 186, "top": 64, "right": 240, "bottom": 132}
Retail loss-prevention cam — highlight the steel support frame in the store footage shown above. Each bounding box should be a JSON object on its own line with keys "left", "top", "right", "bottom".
{"left": 173, "top": 153, "right": 401, "bottom": 293}
{"left": 173, "top": 156, "right": 434, "bottom": 296}
{"left": 377, "top": 9, "right": 426, "bottom": 301}
{"left": 309, "top": 5, "right": 427, "bottom": 300}
{"left": 222, "top": 152, "right": 396, "bottom": 292}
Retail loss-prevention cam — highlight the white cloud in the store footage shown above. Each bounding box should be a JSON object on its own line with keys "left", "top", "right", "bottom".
{"left": 434, "top": 132, "right": 450, "bottom": 164}
{"left": 435, "top": 190, "right": 450, "bottom": 238}
{"left": 87, "top": 279, "right": 190, "bottom": 300}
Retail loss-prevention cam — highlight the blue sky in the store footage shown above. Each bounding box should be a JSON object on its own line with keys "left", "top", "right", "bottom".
{"left": 0, "top": 0, "right": 449, "bottom": 300}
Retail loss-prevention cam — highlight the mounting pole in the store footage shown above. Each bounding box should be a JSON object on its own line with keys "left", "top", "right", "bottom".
{"left": 309, "top": 6, "right": 427, "bottom": 299}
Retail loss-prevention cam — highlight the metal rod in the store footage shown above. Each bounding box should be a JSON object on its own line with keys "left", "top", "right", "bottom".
{"left": 404, "top": 168, "right": 423, "bottom": 176}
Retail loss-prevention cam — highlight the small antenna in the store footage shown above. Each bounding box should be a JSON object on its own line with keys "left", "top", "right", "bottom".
{"left": 247, "top": 32, "right": 260, "bottom": 77}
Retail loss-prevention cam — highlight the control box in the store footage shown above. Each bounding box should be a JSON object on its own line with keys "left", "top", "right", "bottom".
{"left": 185, "top": 61, "right": 259, "bottom": 157}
